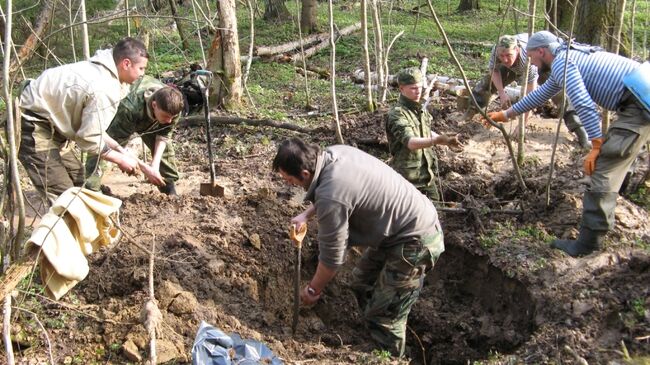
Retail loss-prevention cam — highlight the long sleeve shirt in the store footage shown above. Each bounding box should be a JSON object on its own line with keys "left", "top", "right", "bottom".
{"left": 20, "top": 49, "right": 130, "bottom": 153}
{"left": 304, "top": 145, "right": 442, "bottom": 268}
{"left": 511, "top": 48, "right": 640, "bottom": 139}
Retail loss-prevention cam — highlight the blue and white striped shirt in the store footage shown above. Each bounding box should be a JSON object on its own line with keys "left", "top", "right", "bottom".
{"left": 512, "top": 48, "right": 640, "bottom": 139}
{"left": 488, "top": 33, "right": 538, "bottom": 84}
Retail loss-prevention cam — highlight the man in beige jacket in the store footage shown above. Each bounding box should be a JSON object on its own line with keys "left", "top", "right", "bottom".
{"left": 18, "top": 37, "right": 149, "bottom": 202}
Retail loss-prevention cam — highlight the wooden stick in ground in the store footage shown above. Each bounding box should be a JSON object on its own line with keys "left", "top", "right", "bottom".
{"left": 361, "top": 0, "right": 374, "bottom": 112}
{"left": 328, "top": 0, "right": 344, "bottom": 144}
{"left": 3, "top": 0, "right": 26, "bottom": 260}
{"left": 545, "top": 0, "right": 578, "bottom": 207}
{"left": 141, "top": 237, "right": 161, "bottom": 365}
{"left": 3, "top": 295, "right": 14, "bottom": 365}
{"left": 294, "top": 0, "right": 311, "bottom": 108}
{"left": 423, "top": 0, "right": 526, "bottom": 191}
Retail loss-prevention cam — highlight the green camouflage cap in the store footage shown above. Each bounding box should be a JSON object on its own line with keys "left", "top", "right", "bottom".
{"left": 497, "top": 35, "right": 518, "bottom": 50}
{"left": 397, "top": 67, "right": 423, "bottom": 85}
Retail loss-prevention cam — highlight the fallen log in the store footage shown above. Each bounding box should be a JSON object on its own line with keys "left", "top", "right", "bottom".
{"left": 0, "top": 253, "right": 37, "bottom": 301}
{"left": 259, "top": 23, "right": 361, "bottom": 61}
{"left": 179, "top": 115, "right": 312, "bottom": 133}
{"left": 296, "top": 65, "right": 330, "bottom": 79}
{"left": 255, "top": 32, "right": 329, "bottom": 56}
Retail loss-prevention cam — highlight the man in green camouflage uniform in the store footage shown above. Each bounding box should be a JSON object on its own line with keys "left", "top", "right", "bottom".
{"left": 85, "top": 75, "right": 184, "bottom": 195}
{"left": 273, "top": 138, "right": 445, "bottom": 357}
{"left": 386, "top": 67, "right": 462, "bottom": 200}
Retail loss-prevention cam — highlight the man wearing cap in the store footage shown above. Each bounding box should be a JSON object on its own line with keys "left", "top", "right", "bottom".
{"left": 386, "top": 67, "right": 462, "bottom": 201}
{"left": 472, "top": 33, "right": 590, "bottom": 148}
{"left": 273, "top": 138, "right": 445, "bottom": 358}
{"left": 486, "top": 30, "right": 650, "bottom": 257}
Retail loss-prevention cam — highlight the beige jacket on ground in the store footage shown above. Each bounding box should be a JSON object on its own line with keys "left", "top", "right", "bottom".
{"left": 20, "top": 49, "right": 130, "bottom": 153}
{"left": 26, "top": 188, "right": 122, "bottom": 300}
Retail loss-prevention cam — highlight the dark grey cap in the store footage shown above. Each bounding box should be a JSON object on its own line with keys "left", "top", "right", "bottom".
{"left": 526, "top": 30, "right": 563, "bottom": 51}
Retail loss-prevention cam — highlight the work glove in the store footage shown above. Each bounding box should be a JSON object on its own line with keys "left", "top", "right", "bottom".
{"left": 482, "top": 111, "right": 509, "bottom": 128}
{"left": 583, "top": 137, "right": 604, "bottom": 176}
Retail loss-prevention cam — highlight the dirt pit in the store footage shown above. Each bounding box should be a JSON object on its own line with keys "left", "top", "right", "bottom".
{"left": 412, "top": 244, "right": 536, "bottom": 364}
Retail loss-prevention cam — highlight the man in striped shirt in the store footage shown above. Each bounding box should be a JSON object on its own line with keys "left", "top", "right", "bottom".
{"left": 486, "top": 30, "right": 649, "bottom": 257}
{"left": 472, "top": 33, "right": 590, "bottom": 148}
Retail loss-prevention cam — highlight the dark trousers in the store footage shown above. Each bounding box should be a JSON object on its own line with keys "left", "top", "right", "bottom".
{"left": 18, "top": 117, "right": 84, "bottom": 203}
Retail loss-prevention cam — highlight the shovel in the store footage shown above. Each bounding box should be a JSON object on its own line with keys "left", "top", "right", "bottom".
{"left": 197, "top": 70, "right": 225, "bottom": 197}
{"left": 289, "top": 224, "right": 307, "bottom": 335}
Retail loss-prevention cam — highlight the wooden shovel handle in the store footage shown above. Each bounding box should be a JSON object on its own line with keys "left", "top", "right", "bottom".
{"left": 289, "top": 224, "right": 307, "bottom": 245}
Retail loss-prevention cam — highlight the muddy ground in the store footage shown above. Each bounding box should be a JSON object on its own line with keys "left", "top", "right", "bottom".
{"left": 9, "top": 94, "right": 650, "bottom": 364}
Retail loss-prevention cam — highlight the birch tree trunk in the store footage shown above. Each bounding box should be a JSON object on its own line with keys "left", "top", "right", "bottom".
{"left": 371, "top": 0, "right": 384, "bottom": 103}
{"left": 208, "top": 0, "right": 242, "bottom": 109}
{"left": 80, "top": 0, "right": 90, "bottom": 59}
{"left": 68, "top": 0, "right": 77, "bottom": 62}
{"left": 360, "top": 0, "right": 374, "bottom": 112}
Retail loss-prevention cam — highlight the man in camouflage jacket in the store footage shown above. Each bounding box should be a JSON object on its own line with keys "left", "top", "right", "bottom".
{"left": 85, "top": 75, "right": 184, "bottom": 195}
{"left": 386, "top": 67, "right": 461, "bottom": 200}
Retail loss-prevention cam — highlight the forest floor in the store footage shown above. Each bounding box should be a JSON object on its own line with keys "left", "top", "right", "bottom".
{"left": 9, "top": 92, "right": 650, "bottom": 365}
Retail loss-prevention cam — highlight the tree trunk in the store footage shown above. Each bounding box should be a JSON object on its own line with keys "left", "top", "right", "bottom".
{"left": 207, "top": 0, "right": 242, "bottom": 109}
{"left": 611, "top": 0, "right": 626, "bottom": 54}
{"left": 8, "top": 0, "right": 54, "bottom": 74}
{"left": 327, "top": 0, "right": 343, "bottom": 144}
{"left": 80, "top": 0, "right": 90, "bottom": 59}
{"left": 300, "top": 0, "right": 318, "bottom": 34}
{"left": 559, "top": 0, "right": 630, "bottom": 54}
{"left": 264, "top": 0, "right": 291, "bottom": 21}
{"left": 360, "top": 0, "right": 374, "bottom": 111}
{"left": 544, "top": 0, "right": 557, "bottom": 30}
{"left": 168, "top": 0, "right": 190, "bottom": 52}
{"left": 371, "top": 0, "right": 384, "bottom": 103}
{"left": 457, "top": 0, "right": 479, "bottom": 11}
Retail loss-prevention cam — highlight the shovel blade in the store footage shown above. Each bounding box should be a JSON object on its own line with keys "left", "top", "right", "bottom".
{"left": 200, "top": 182, "right": 225, "bottom": 197}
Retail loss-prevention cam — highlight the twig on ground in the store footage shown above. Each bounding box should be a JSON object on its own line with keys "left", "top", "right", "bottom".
{"left": 407, "top": 325, "right": 426, "bottom": 365}
{"left": 13, "top": 307, "right": 54, "bottom": 364}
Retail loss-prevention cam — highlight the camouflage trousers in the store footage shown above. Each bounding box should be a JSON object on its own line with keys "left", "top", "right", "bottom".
{"left": 350, "top": 224, "right": 444, "bottom": 357}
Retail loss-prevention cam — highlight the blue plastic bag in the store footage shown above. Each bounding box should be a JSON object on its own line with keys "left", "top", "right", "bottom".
{"left": 191, "top": 321, "right": 283, "bottom": 365}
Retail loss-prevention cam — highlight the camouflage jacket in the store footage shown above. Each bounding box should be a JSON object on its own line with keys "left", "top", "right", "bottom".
{"left": 385, "top": 95, "right": 436, "bottom": 186}
{"left": 108, "top": 75, "right": 179, "bottom": 143}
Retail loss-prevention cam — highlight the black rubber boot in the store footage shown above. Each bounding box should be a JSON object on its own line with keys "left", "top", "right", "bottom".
{"left": 551, "top": 227, "right": 605, "bottom": 257}
{"left": 158, "top": 182, "right": 178, "bottom": 196}
{"left": 572, "top": 126, "right": 592, "bottom": 149}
